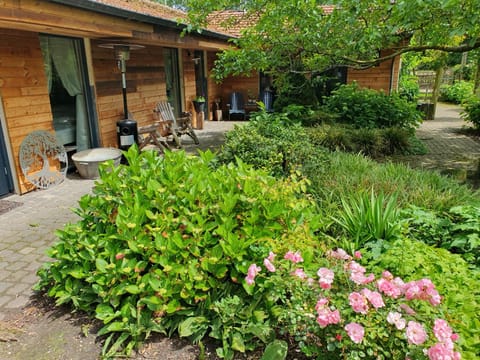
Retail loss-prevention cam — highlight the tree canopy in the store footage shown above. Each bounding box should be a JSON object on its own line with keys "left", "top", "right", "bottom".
{"left": 184, "top": 0, "right": 480, "bottom": 81}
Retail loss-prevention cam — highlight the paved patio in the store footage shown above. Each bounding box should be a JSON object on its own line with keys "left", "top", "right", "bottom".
{"left": 1, "top": 104, "right": 480, "bottom": 321}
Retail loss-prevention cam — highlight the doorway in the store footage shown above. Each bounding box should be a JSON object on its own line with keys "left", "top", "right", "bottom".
{"left": 0, "top": 106, "right": 13, "bottom": 196}
{"left": 40, "top": 35, "right": 96, "bottom": 156}
{"left": 163, "top": 48, "right": 182, "bottom": 117}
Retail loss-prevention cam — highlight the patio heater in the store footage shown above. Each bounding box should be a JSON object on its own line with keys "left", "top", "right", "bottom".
{"left": 99, "top": 43, "right": 144, "bottom": 150}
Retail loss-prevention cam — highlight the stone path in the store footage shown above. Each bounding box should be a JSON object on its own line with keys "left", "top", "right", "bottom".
{"left": 413, "top": 103, "right": 480, "bottom": 177}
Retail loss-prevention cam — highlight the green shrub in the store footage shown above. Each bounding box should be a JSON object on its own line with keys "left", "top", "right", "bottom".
{"left": 381, "top": 127, "right": 412, "bottom": 155}
{"left": 35, "top": 147, "right": 322, "bottom": 357}
{"left": 398, "top": 75, "right": 420, "bottom": 103}
{"left": 439, "top": 81, "right": 475, "bottom": 104}
{"left": 403, "top": 205, "right": 480, "bottom": 266}
{"left": 323, "top": 82, "right": 422, "bottom": 131}
{"left": 369, "top": 238, "right": 480, "bottom": 359}
{"left": 461, "top": 98, "right": 480, "bottom": 129}
{"left": 350, "top": 128, "right": 384, "bottom": 157}
{"left": 308, "top": 125, "right": 420, "bottom": 157}
{"left": 218, "top": 111, "right": 329, "bottom": 178}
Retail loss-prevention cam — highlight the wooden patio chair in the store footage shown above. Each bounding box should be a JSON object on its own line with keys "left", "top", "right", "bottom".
{"left": 154, "top": 101, "right": 199, "bottom": 147}
{"left": 137, "top": 122, "right": 171, "bottom": 153}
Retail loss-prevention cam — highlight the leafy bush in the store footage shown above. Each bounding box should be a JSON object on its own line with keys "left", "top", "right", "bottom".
{"left": 323, "top": 82, "right": 422, "bottom": 131}
{"left": 439, "top": 81, "right": 475, "bottom": 104}
{"left": 217, "top": 110, "right": 329, "bottom": 178}
{"left": 461, "top": 98, "right": 480, "bottom": 129}
{"left": 398, "top": 75, "right": 420, "bottom": 103}
{"left": 308, "top": 125, "right": 421, "bottom": 157}
{"left": 369, "top": 238, "right": 480, "bottom": 359}
{"left": 35, "top": 147, "right": 322, "bottom": 357}
{"left": 403, "top": 205, "right": 480, "bottom": 266}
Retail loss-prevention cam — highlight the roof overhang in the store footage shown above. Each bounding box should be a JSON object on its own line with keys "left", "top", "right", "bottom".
{"left": 47, "top": 0, "right": 233, "bottom": 42}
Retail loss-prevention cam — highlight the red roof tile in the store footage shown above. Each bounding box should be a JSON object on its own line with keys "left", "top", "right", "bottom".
{"left": 89, "top": 0, "right": 187, "bottom": 22}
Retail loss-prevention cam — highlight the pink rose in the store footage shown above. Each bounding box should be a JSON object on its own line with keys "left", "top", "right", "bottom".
{"left": 284, "top": 250, "right": 303, "bottom": 263}
{"left": 433, "top": 319, "right": 453, "bottom": 343}
{"left": 345, "top": 322, "right": 364, "bottom": 344}
{"left": 291, "top": 268, "right": 308, "bottom": 279}
{"left": 245, "top": 264, "right": 261, "bottom": 285}
{"left": 427, "top": 342, "right": 461, "bottom": 360}
{"left": 386, "top": 311, "right": 406, "bottom": 330}
{"left": 361, "top": 288, "right": 385, "bottom": 309}
{"left": 406, "top": 321, "right": 427, "bottom": 345}
{"left": 263, "top": 258, "right": 276, "bottom": 272}
{"left": 354, "top": 251, "right": 362, "bottom": 259}
{"left": 317, "top": 267, "right": 335, "bottom": 289}
{"left": 377, "top": 278, "right": 403, "bottom": 298}
{"left": 327, "top": 248, "right": 351, "bottom": 260}
{"left": 267, "top": 251, "right": 276, "bottom": 262}
{"left": 348, "top": 292, "right": 369, "bottom": 314}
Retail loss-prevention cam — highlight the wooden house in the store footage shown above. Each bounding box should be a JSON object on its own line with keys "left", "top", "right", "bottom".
{"left": 0, "top": 0, "right": 232, "bottom": 195}
{"left": 0, "top": 1, "right": 402, "bottom": 196}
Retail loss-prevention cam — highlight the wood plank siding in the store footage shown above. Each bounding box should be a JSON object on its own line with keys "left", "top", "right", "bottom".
{"left": 347, "top": 50, "right": 400, "bottom": 93}
{"left": 0, "top": 29, "right": 52, "bottom": 193}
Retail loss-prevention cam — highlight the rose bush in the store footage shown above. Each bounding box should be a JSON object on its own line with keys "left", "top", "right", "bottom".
{"left": 245, "top": 248, "right": 461, "bottom": 359}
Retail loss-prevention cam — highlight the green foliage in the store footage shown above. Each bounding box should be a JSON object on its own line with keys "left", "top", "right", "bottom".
{"left": 439, "top": 81, "right": 475, "bottom": 104}
{"left": 323, "top": 83, "right": 422, "bottom": 131}
{"left": 461, "top": 98, "right": 480, "bottom": 129}
{"left": 330, "top": 191, "right": 403, "bottom": 255}
{"left": 308, "top": 151, "right": 480, "bottom": 212}
{"left": 308, "top": 125, "right": 422, "bottom": 157}
{"left": 403, "top": 205, "right": 480, "bottom": 266}
{"left": 398, "top": 75, "right": 420, "bottom": 103}
{"left": 186, "top": 0, "right": 480, "bottom": 91}
{"left": 272, "top": 73, "right": 319, "bottom": 111}
{"left": 217, "top": 110, "right": 329, "bottom": 178}
{"left": 369, "top": 238, "right": 480, "bottom": 359}
{"left": 35, "top": 147, "right": 321, "bottom": 357}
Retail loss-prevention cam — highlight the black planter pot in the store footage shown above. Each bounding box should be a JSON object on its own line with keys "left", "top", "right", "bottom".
{"left": 193, "top": 101, "right": 206, "bottom": 113}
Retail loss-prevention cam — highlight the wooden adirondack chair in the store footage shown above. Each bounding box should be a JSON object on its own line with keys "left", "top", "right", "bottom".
{"left": 154, "top": 101, "right": 199, "bottom": 147}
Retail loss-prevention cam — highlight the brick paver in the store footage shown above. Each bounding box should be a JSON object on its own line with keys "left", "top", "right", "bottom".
{"left": 411, "top": 103, "right": 480, "bottom": 175}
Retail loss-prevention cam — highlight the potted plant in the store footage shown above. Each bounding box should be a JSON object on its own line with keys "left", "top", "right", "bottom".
{"left": 192, "top": 95, "right": 206, "bottom": 112}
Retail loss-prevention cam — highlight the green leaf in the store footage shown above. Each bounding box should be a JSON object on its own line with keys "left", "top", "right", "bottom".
{"left": 261, "top": 340, "right": 288, "bottom": 360}
{"left": 231, "top": 332, "right": 245, "bottom": 353}
{"left": 95, "top": 258, "right": 108, "bottom": 273}
{"left": 178, "top": 316, "right": 208, "bottom": 338}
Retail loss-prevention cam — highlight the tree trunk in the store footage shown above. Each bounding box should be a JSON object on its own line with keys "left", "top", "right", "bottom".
{"left": 432, "top": 67, "right": 445, "bottom": 118}
{"left": 474, "top": 57, "right": 480, "bottom": 97}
